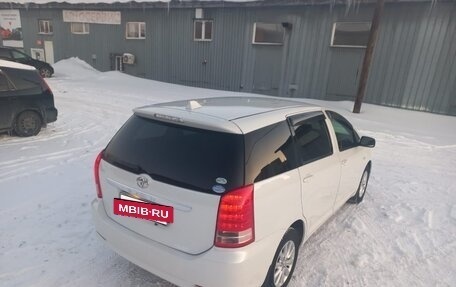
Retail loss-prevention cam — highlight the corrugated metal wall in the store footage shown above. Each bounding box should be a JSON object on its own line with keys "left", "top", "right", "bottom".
{"left": 16, "top": 1, "right": 456, "bottom": 115}
{"left": 366, "top": 3, "right": 456, "bottom": 115}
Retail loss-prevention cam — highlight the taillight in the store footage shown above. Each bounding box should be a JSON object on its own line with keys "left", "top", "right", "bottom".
{"left": 94, "top": 151, "right": 103, "bottom": 198}
{"left": 39, "top": 74, "right": 52, "bottom": 93}
{"left": 215, "top": 185, "right": 254, "bottom": 248}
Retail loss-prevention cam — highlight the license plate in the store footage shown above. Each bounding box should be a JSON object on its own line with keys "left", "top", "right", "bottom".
{"left": 113, "top": 195, "right": 173, "bottom": 224}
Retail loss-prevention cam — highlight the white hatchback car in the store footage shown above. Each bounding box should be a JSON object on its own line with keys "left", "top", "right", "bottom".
{"left": 92, "top": 97, "right": 375, "bottom": 287}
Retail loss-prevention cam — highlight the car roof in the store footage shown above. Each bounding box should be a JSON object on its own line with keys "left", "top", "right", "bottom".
{"left": 0, "top": 59, "right": 36, "bottom": 71}
{"left": 134, "top": 96, "right": 322, "bottom": 134}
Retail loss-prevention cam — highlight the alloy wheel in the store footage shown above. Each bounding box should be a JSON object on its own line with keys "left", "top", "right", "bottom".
{"left": 273, "top": 240, "right": 296, "bottom": 287}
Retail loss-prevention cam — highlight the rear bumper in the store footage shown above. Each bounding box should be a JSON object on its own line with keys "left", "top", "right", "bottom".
{"left": 92, "top": 199, "right": 281, "bottom": 287}
{"left": 45, "top": 107, "right": 58, "bottom": 123}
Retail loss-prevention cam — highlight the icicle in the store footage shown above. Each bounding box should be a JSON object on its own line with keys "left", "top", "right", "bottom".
{"left": 329, "top": 0, "right": 335, "bottom": 14}
{"left": 345, "top": 0, "right": 353, "bottom": 16}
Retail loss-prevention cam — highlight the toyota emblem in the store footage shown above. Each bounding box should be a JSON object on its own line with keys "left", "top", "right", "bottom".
{"left": 136, "top": 176, "right": 149, "bottom": 188}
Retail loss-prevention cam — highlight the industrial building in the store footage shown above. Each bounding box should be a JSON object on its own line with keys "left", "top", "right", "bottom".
{"left": 1, "top": 0, "right": 455, "bottom": 115}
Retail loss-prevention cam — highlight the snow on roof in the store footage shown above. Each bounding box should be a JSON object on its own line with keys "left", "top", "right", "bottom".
{"left": 1, "top": 0, "right": 433, "bottom": 6}
{"left": 0, "top": 59, "right": 36, "bottom": 71}
{"left": 3, "top": 0, "right": 258, "bottom": 4}
{"left": 5, "top": 0, "right": 164, "bottom": 3}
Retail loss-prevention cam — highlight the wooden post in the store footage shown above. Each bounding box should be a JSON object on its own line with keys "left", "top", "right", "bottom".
{"left": 353, "top": 0, "right": 385, "bottom": 113}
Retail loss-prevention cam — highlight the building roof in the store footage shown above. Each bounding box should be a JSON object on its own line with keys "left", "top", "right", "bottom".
{"left": 0, "top": 0, "right": 444, "bottom": 9}
{"left": 1, "top": 0, "right": 254, "bottom": 5}
{"left": 134, "top": 96, "right": 320, "bottom": 134}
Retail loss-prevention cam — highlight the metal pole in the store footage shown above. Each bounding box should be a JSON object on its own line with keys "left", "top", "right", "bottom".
{"left": 353, "top": 0, "right": 385, "bottom": 113}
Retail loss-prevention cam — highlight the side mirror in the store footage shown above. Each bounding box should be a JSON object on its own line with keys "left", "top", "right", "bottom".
{"left": 359, "top": 136, "right": 375, "bottom": 148}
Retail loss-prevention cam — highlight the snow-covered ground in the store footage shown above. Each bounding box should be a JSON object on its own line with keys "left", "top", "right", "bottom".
{"left": 1, "top": 58, "right": 455, "bottom": 287}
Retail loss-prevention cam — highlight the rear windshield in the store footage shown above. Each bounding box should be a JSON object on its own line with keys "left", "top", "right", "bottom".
{"left": 1, "top": 67, "right": 42, "bottom": 91}
{"left": 103, "top": 115, "right": 245, "bottom": 194}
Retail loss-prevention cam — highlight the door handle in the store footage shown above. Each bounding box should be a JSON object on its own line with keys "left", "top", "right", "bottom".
{"left": 302, "top": 174, "right": 313, "bottom": 183}
{"left": 341, "top": 159, "right": 348, "bottom": 166}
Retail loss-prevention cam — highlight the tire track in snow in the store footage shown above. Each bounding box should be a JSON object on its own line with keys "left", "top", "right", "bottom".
{"left": 0, "top": 146, "right": 90, "bottom": 168}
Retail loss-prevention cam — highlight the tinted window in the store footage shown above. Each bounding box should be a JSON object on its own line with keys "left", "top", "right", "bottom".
{"left": 104, "top": 116, "right": 244, "bottom": 193}
{"left": 1, "top": 67, "right": 41, "bottom": 91}
{"left": 244, "top": 121, "right": 297, "bottom": 183}
{"left": 0, "top": 73, "right": 10, "bottom": 91}
{"left": 326, "top": 111, "right": 360, "bottom": 151}
{"left": 0, "top": 49, "right": 12, "bottom": 59}
{"left": 292, "top": 114, "right": 333, "bottom": 164}
{"left": 11, "top": 50, "right": 28, "bottom": 60}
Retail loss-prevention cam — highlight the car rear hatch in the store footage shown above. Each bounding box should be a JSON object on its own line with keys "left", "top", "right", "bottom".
{"left": 100, "top": 114, "right": 244, "bottom": 255}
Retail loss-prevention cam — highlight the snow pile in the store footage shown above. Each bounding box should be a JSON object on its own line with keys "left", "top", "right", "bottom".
{"left": 52, "top": 57, "right": 256, "bottom": 104}
{"left": 52, "top": 57, "right": 99, "bottom": 78}
{"left": 0, "top": 58, "right": 455, "bottom": 287}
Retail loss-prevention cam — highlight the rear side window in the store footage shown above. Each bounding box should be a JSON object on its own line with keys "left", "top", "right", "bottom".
{"left": 0, "top": 73, "right": 10, "bottom": 91}
{"left": 0, "top": 49, "right": 11, "bottom": 59}
{"left": 103, "top": 115, "right": 244, "bottom": 193}
{"left": 244, "top": 121, "right": 297, "bottom": 183}
{"left": 1, "top": 67, "right": 42, "bottom": 91}
{"left": 291, "top": 114, "right": 333, "bottom": 164}
{"left": 11, "top": 50, "right": 28, "bottom": 60}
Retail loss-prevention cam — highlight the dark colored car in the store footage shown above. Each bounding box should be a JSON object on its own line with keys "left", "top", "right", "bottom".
{"left": 0, "top": 60, "right": 58, "bottom": 137}
{"left": 0, "top": 47, "right": 54, "bottom": 77}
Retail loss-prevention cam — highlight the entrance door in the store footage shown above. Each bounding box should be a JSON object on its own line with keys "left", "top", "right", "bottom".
{"left": 250, "top": 22, "right": 289, "bottom": 96}
{"left": 327, "top": 49, "right": 364, "bottom": 100}
{"left": 252, "top": 45, "right": 283, "bottom": 96}
{"left": 115, "top": 56, "right": 123, "bottom": 71}
{"left": 44, "top": 41, "right": 54, "bottom": 64}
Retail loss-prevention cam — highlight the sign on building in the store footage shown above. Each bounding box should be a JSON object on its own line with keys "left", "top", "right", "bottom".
{"left": 0, "top": 10, "right": 23, "bottom": 48}
{"left": 63, "top": 10, "right": 121, "bottom": 25}
{"left": 30, "top": 48, "right": 45, "bottom": 61}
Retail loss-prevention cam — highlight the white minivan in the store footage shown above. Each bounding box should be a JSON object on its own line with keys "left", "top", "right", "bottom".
{"left": 92, "top": 97, "right": 375, "bottom": 287}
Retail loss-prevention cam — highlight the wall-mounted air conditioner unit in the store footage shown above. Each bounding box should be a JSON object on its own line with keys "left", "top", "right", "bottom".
{"left": 122, "top": 53, "right": 135, "bottom": 64}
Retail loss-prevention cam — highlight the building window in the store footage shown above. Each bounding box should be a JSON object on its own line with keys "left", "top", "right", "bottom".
{"left": 331, "top": 22, "right": 371, "bottom": 48}
{"left": 126, "top": 22, "right": 146, "bottom": 39}
{"left": 71, "top": 23, "right": 89, "bottom": 34}
{"left": 194, "top": 20, "right": 213, "bottom": 41}
{"left": 38, "top": 20, "right": 53, "bottom": 34}
{"left": 252, "top": 23, "right": 284, "bottom": 45}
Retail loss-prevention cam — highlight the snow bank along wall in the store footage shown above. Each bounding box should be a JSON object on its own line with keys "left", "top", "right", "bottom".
{"left": 1, "top": 0, "right": 455, "bottom": 115}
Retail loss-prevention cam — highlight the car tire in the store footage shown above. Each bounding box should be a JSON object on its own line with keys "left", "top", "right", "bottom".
{"left": 39, "top": 67, "right": 52, "bottom": 78}
{"left": 14, "top": 111, "right": 42, "bottom": 137}
{"left": 262, "top": 228, "right": 300, "bottom": 287}
{"left": 349, "top": 166, "right": 371, "bottom": 204}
